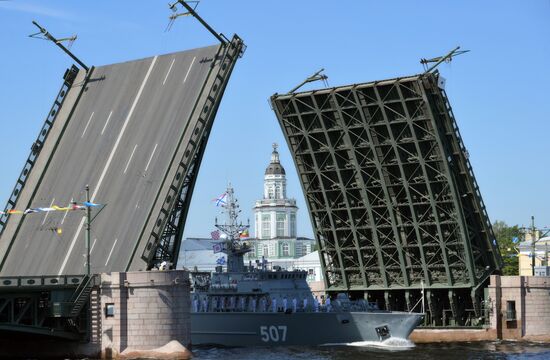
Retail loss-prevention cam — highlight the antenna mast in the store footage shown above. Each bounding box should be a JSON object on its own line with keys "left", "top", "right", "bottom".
{"left": 420, "top": 46, "right": 469, "bottom": 73}
{"left": 288, "top": 68, "right": 329, "bottom": 93}
{"left": 29, "top": 21, "right": 88, "bottom": 71}
{"left": 167, "top": 0, "right": 227, "bottom": 44}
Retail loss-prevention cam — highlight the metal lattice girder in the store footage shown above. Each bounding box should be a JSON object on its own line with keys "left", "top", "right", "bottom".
{"left": 271, "top": 72, "right": 502, "bottom": 296}
{"left": 0, "top": 274, "right": 91, "bottom": 339}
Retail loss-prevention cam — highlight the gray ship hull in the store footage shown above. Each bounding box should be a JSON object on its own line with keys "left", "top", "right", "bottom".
{"left": 191, "top": 311, "right": 423, "bottom": 347}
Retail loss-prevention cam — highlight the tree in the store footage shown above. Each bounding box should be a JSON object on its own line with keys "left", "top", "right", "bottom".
{"left": 492, "top": 220, "right": 521, "bottom": 276}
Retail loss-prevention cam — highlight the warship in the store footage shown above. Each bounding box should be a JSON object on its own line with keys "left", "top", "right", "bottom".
{"left": 189, "top": 186, "right": 424, "bottom": 347}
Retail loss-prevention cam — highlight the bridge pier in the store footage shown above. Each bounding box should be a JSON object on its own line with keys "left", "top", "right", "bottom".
{"left": 100, "top": 270, "right": 191, "bottom": 358}
{"left": 0, "top": 270, "right": 191, "bottom": 359}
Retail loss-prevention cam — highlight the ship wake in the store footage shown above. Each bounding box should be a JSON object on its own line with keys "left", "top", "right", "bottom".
{"left": 322, "top": 337, "right": 415, "bottom": 350}
{"left": 348, "top": 337, "right": 415, "bottom": 349}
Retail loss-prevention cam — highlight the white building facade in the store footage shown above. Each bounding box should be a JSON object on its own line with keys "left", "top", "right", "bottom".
{"left": 247, "top": 144, "right": 315, "bottom": 266}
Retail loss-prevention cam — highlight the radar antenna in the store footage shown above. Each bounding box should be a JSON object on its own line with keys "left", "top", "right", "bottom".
{"left": 288, "top": 68, "right": 329, "bottom": 94}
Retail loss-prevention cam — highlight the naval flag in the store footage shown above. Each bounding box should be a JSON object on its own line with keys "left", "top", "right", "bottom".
{"left": 213, "top": 243, "right": 223, "bottom": 253}
{"left": 213, "top": 192, "right": 227, "bottom": 207}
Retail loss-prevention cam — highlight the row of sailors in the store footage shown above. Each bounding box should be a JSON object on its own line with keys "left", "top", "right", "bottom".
{"left": 192, "top": 295, "right": 333, "bottom": 313}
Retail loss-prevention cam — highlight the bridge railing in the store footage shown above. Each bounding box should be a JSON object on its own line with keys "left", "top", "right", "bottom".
{"left": 0, "top": 65, "right": 80, "bottom": 236}
{"left": 0, "top": 274, "right": 87, "bottom": 289}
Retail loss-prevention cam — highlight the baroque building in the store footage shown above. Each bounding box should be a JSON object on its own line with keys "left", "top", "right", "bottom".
{"left": 246, "top": 144, "right": 315, "bottom": 266}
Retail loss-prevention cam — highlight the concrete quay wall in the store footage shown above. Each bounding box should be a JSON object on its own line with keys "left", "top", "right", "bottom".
{"left": 411, "top": 275, "right": 550, "bottom": 343}
{"left": 410, "top": 328, "right": 496, "bottom": 343}
{"left": 488, "top": 275, "right": 550, "bottom": 342}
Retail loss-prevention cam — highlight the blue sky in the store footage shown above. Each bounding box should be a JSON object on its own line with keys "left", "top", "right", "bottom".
{"left": 0, "top": 1, "right": 549, "bottom": 238}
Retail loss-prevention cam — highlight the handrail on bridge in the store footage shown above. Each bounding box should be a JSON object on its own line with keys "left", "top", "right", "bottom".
{"left": 0, "top": 274, "right": 88, "bottom": 289}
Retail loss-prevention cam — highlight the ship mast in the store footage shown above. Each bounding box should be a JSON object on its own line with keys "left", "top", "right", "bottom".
{"left": 215, "top": 185, "right": 250, "bottom": 272}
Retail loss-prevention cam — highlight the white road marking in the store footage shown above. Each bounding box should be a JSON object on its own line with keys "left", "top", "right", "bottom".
{"left": 60, "top": 198, "right": 73, "bottom": 224}
{"left": 41, "top": 198, "right": 55, "bottom": 225}
{"left": 144, "top": 143, "right": 158, "bottom": 172}
{"left": 183, "top": 56, "right": 196, "bottom": 83}
{"left": 90, "top": 56, "right": 157, "bottom": 201}
{"left": 84, "top": 238, "right": 98, "bottom": 268}
{"left": 101, "top": 111, "right": 113, "bottom": 135}
{"left": 59, "top": 217, "right": 85, "bottom": 275}
{"left": 57, "top": 56, "right": 158, "bottom": 276}
{"left": 124, "top": 144, "right": 138, "bottom": 174}
{"left": 104, "top": 238, "right": 118, "bottom": 266}
{"left": 90, "top": 238, "right": 97, "bottom": 254}
{"left": 81, "top": 112, "right": 94, "bottom": 138}
{"left": 163, "top": 58, "right": 176, "bottom": 85}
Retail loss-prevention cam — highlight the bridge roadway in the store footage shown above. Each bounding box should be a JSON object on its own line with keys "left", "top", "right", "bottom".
{"left": 0, "top": 44, "right": 221, "bottom": 276}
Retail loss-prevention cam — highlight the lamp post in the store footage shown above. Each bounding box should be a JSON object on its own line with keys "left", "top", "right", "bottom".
{"left": 85, "top": 184, "right": 91, "bottom": 276}
{"left": 531, "top": 216, "right": 536, "bottom": 276}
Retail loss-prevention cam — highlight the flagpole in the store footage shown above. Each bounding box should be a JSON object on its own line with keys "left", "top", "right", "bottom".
{"left": 85, "top": 184, "right": 91, "bottom": 276}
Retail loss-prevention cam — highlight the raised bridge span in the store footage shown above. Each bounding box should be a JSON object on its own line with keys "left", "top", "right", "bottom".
{"left": 0, "top": 36, "right": 243, "bottom": 276}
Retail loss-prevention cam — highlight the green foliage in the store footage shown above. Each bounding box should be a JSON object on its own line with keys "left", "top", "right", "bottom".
{"left": 493, "top": 220, "right": 521, "bottom": 275}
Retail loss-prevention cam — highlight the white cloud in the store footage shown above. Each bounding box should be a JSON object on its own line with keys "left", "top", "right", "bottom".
{"left": 0, "top": 1, "right": 73, "bottom": 19}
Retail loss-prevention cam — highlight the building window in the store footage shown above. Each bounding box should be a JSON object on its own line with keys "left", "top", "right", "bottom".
{"left": 307, "top": 268, "right": 315, "bottom": 281}
{"left": 275, "top": 184, "right": 282, "bottom": 199}
{"left": 263, "top": 244, "right": 269, "bottom": 257}
{"left": 261, "top": 214, "right": 271, "bottom": 239}
{"left": 295, "top": 243, "right": 302, "bottom": 256}
{"left": 269, "top": 243, "right": 276, "bottom": 257}
{"left": 290, "top": 213, "right": 296, "bottom": 237}
{"left": 105, "top": 303, "right": 115, "bottom": 317}
{"left": 282, "top": 242, "right": 290, "bottom": 257}
{"left": 276, "top": 213, "right": 286, "bottom": 237}
{"left": 267, "top": 183, "right": 274, "bottom": 199}
{"left": 506, "top": 300, "right": 516, "bottom": 321}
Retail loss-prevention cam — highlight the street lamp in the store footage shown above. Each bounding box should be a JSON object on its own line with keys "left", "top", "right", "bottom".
{"left": 83, "top": 185, "right": 106, "bottom": 276}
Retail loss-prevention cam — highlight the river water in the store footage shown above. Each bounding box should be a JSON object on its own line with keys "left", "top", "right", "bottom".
{"left": 193, "top": 341, "right": 550, "bottom": 360}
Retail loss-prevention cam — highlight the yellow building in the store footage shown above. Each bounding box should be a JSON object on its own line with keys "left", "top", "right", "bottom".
{"left": 518, "top": 235, "right": 550, "bottom": 276}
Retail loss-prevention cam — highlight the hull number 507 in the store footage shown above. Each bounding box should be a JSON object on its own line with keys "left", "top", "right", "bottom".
{"left": 260, "top": 325, "right": 287, "bottom": 342}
